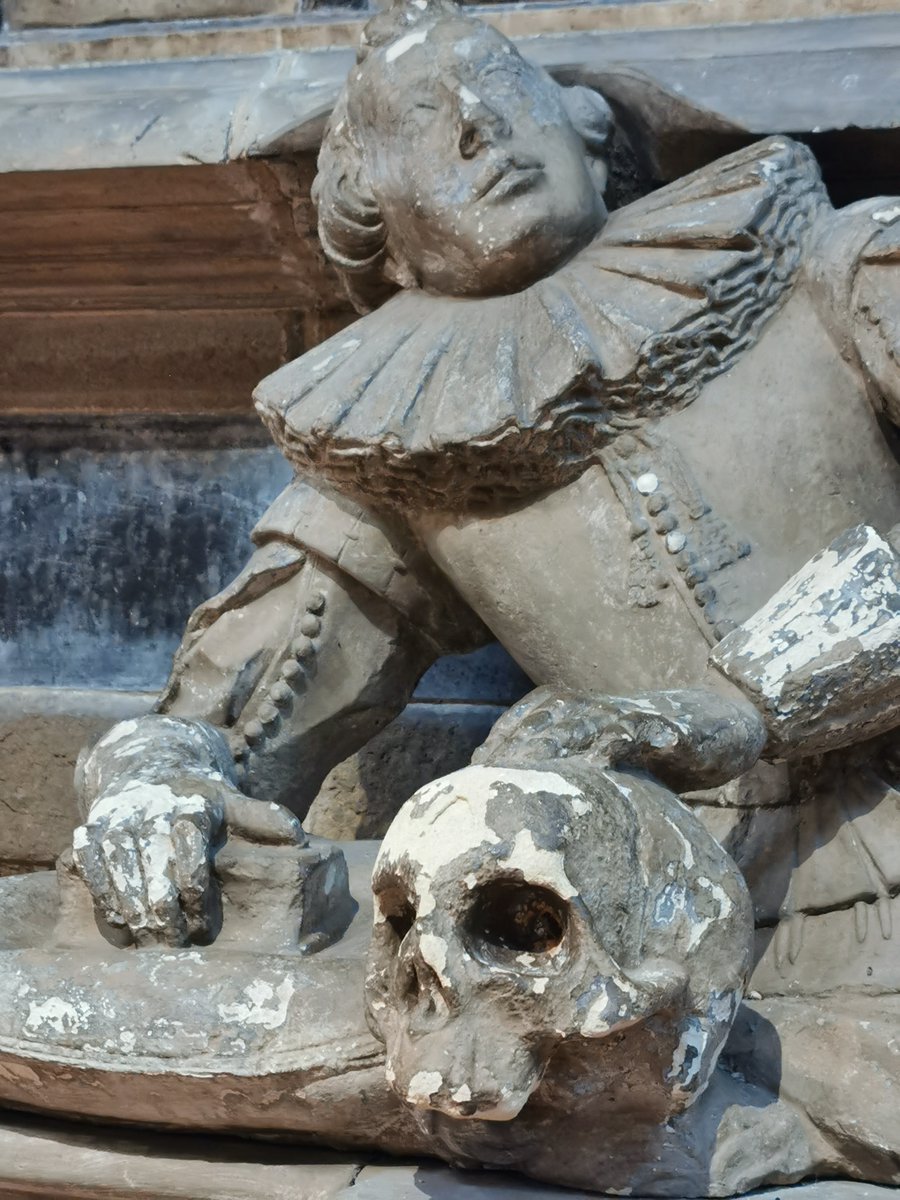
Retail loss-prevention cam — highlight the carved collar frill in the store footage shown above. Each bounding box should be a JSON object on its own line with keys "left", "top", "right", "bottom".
{"left": 255, "top": 137, "right": 827, "bottom": 511}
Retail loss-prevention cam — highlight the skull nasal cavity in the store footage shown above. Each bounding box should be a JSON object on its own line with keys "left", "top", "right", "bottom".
{"left": 405, "top": 959, "right": 451, "bottom": 1025}
{"left": 378, "top": 886, "right": 416, "bottom": 942}
{"left": 468, "top": 880, "right": 568, "bottom": 954}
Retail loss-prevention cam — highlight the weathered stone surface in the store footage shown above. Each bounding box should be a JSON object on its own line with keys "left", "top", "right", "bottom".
{"left": 0, "top": 444, "right": 292, "bottom": 690}
{"left": 340, "top": 1166, "right": 594, "bottom": 1199}
{"left": 5, "top": 0, "right": 298, "bottom": 27}
{"left": 0, "top": 1132, "right": 896, "bottom": 1200}
{"left": 0, "top": 1127, "right": 896, "bottom": 1200}
{"left": 0, "top": 689, "right": 152, "bottom": 870}
{"left": 341, "top": 1171, "right": 900, "bottom": 1200}
{"left": 305, "top": 703, "right": 505, "bottom": 839}
{"left": 0, "top": 1113, "right": 361, "bottom": 1199}
{"left": 711, "top": 524, "right": 900, "bottom": 757}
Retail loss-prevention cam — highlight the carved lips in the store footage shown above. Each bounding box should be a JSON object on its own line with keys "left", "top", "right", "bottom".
{"left": 474, "top": 154, "right": 544, "bottom": 202}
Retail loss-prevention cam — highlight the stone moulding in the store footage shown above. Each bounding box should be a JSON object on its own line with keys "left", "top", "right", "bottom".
{"left": 0, "top": 12, "right": 898, "bottom": 174}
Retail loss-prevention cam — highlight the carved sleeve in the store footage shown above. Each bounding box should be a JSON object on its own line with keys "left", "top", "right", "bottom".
{"left": 157, "top": 476, "right": 488, "bottom": 818}
{"left": 710, "top": 524, "right": 900, "bottom": 760}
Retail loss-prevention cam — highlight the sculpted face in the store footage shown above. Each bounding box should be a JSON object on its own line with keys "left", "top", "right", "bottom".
{"left": 354, "top": 19, "right": 607, "bottom": 296}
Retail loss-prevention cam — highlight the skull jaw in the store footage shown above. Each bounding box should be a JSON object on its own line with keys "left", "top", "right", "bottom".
{"left": 391, "top": 1024, "right": 718, "bottom": 1189}
{"left": 376, "top": 962, "right": 699, "bottom": 1126}
{"left": 384, "top": 1023, "right": 550, "bottom": 1123}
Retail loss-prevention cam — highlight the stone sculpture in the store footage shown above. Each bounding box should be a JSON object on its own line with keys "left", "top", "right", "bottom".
{"left": 0, "top": 0, "right": 899, "bottom": 1193}
{"left": 367, "top": 764, "right": 757, "bottom": 1148}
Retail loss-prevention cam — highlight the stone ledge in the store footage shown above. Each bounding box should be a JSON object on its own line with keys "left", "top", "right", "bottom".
{"left": 0, "top": 11, "right": 898, "bottom": 176}
{"left": 4, "top": 0, "right": 899, "bottom": 43}
{"left": 0, "top": 1113, "right": 363, "bottom": 1199}
{"left": 0, "top": 688, "right": 507, "bottom": 868}
{"left": 4, "top": 0, "right": 299, "bottom": 29}
{"left": 341, "top": 1172, "right": 900, "bottom": 1200}
{"left": 0, "top": 1113, "right": 897, "bottom": 1200}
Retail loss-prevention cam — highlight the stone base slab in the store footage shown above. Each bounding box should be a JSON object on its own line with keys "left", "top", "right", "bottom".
{"left": 0, "top": 1114, "right": 895, "bottom": 1200}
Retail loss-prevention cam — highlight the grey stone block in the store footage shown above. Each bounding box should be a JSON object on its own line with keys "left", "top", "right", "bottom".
{"left": 0, "top": 1113, "right": 361, "bottom": 1199}
{"left": 4, "top": 0, "right": 297, "bottom": 28}
{"left": 0, "top": 443, "right": 293, "bottom": 691}
{"left": 305, "top": 702, "right": 505, "bottom": 840}
{"left": 339, "top": 1167, "right": 900, "bottom": 1199}
{"left": 414, "top": 642, "right": 532, "bottom": 705}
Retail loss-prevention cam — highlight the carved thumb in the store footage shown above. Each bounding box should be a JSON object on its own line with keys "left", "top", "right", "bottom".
{"left": 223, "top": 794, "right": 307, "bottom": 847}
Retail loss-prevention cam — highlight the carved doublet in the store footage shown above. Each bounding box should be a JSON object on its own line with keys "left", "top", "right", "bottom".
{"left": 257, "top": 136, "right": 900, "bottom": 697}
{"left": 414, "top": 283, "right": 900, "bottom": 697}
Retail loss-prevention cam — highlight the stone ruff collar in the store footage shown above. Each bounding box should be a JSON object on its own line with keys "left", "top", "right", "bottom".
{"left": 256, "top": 137, "right": 827, "bottom": 512}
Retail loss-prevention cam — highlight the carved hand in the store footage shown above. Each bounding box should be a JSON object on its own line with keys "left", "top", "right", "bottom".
{"left": 72, "top": 716, "right": 304, "bottom": 947}
{"left": 474, "top": 684, "right": 766, "bottom": 793}
{"left": 72, "top": 781, "right": 302, "bottom": 947}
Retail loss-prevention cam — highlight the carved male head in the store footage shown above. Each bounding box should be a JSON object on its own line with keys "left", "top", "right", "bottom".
{"left": 314, "top": 0, "right": 612, "bottom": 308}
{"left": 366, "top": 763, "right": 752, "bottom": 1126}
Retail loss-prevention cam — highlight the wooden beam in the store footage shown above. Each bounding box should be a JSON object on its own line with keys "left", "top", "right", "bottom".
{"left": 0, "top": 158, "right": 356, "bottom": 417}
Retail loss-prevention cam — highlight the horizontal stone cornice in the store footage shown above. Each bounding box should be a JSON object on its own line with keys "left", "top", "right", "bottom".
{"left": 0, "top": 6, "right": 897, "bottom": 174}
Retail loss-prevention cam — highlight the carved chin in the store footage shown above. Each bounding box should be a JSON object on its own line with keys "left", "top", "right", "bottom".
{"left": 407, "top": 202, "right": 603, "bottom": 299}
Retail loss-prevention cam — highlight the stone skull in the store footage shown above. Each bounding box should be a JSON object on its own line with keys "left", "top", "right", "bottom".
{"left": 366, "top": 763, "right": 752, "bottom": 1125}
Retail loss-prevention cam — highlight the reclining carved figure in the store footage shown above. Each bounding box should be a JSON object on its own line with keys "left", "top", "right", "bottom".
{"left": 56, "top": 0, "right": 900, "bottom": 1189}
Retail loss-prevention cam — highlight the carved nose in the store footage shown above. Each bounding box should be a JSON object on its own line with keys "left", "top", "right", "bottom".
{"left": 401, "top": 953, "right": 454, "bottom": 1034}
{"left": 458, "top": 100, "right": 510, "bottom": 159}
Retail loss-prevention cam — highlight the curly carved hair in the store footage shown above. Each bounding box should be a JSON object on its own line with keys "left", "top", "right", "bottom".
{"left": 312, "top": 0, "right": 614, "bottom": 313}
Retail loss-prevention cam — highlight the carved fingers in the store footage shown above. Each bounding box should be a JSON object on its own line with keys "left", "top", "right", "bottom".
{"left": 72, "top": 784, "right": 225, "bottom": 948}
{"left": 476, "top": 685, "right": 765, "bottom": 791}
{"left": 474, "top": 685, "right": 588, "bottom": 765}
{"left": 71, "top": 780, "right": 308, "bottom": 947}
{"left": 170, "top": 812, "right": 216, "bottom": 943}
{"left": 222, "top": 792, "right": 307, "bottom": 847}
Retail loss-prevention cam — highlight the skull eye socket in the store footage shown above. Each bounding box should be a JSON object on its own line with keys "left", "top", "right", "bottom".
{"left": 378, "top": 885, "right": 416, "bottom": 942}
{"left": 467, "top": 880, "right": 568, "bottom": 955}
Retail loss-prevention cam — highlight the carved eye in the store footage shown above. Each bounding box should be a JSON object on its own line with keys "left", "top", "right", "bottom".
{"left": 377, "top": 886, "right": 416, "bottom": 943}
{"left": 459, "top": 126, "right": 481, "bottom": 160}
{"left": 467, "top": 880, "right": 568, "bottom": 956}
